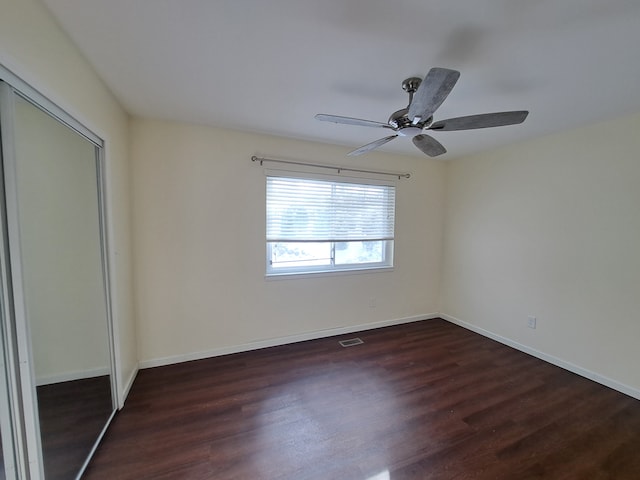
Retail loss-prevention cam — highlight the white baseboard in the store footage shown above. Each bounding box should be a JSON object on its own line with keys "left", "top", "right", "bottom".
{"left": 119, "top": 366, "right": 139, "bottom": 409}
{"left": 139, "top": 313, "right": 439, "bottom": 370}
{"left": 36, "top": 367, "right": 110, "bottom": 386}
{"left": 440, "top": 313, "right": 640, "bottom": 401}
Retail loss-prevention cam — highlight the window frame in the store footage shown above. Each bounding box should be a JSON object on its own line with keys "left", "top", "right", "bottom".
{"left": 264, "top": 170, "right": 396, "bottom": 277}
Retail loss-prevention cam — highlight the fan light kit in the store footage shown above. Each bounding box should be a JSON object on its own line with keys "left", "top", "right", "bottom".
{"left": 315, "top": 67, "right": 529, "bottom": 157}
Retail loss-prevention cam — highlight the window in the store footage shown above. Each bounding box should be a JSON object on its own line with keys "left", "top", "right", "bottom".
{"left": 266, "top": 174, "right": 395, "bottom": 275}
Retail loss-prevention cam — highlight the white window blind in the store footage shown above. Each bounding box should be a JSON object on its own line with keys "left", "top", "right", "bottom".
{"left": 266, "top": 176, "right": 396, "bottom": 243}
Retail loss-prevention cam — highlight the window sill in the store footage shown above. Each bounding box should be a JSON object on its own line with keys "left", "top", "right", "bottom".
{"left": 265, "top": 266, "right": 394, "bottom": 281}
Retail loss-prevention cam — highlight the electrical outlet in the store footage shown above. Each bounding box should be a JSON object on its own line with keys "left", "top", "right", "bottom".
{"left": 369, "top": 297, "right": 376, "bottom": 308}
{"left": 527, "top": 315, "right": 537, "bottom": 329}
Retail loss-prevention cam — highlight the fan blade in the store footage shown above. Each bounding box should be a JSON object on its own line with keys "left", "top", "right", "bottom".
{"left": 407, "top": 68, "right": 460, "bottom": 122}
{"left": 413, "top": 134, "right": 447, "bottom": 157}
{"left": 429, "top": 111, "right": 529, "bottom": 131}
{"left": 347, "top": 135, "right": 398, "bottom": 156}
{"left": 315, "top": 114, "right": 394, "bottom": 129}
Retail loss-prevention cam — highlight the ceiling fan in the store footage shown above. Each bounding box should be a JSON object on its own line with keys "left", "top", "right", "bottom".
{"left": 315, "top": 67, "right": 528, "bottom": 157}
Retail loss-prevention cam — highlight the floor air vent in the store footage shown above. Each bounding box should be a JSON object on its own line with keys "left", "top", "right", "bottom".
{"left": 339, "top": 338, "right": 364, "bottom": 347}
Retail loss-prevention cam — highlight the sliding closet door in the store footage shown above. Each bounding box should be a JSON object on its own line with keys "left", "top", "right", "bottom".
{"left": 0, "top": 321, "right": 18, "bottom": 479}
{"left": 0, "top": 81, "right": 29, "bottom": 480}
{"left": 0, "top": 81, "right": 116, "bottom": 479}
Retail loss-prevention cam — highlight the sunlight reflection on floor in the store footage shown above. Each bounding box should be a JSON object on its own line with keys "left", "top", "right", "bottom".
{"left": 249, "top": 363, "right": 399, "bottom": 478}
{"left": 367, "top": 470, "right": 391, "bottom": 480}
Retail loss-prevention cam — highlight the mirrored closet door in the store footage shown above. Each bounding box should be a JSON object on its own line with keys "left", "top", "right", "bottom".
{"left": 0, "top": 79, "right": 116, "bottom": 479}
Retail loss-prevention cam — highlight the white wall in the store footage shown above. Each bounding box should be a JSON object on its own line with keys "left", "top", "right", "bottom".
{"left": 0, "top": 0, "right": 136, "bottom": 404}
{"left": 441, "top": 112, "right": 640, "bottom": 396}
{"left": 131, "top": 118, "right": 445, "bottom": 364}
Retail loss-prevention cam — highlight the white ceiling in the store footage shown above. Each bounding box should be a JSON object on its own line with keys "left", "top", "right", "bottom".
{"left": 42, "top": 0, "right": 640, "bottom": 160}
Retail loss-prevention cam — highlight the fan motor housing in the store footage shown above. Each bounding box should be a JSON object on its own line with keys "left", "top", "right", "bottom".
{"left": 398, "top": 126, "right": 423, "bottom": 137}
{"left": 389, "top": 108, "right": 432, "bottom": 132}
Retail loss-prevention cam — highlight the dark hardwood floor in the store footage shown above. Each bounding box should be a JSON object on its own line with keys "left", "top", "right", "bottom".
{"left": 84, "top": 319, "right": 640, "bottom": 479}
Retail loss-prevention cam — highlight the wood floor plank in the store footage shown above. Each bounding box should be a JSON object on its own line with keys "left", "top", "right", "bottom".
{"left": 84, "top": 319, "right": 640, "bottom": 479}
